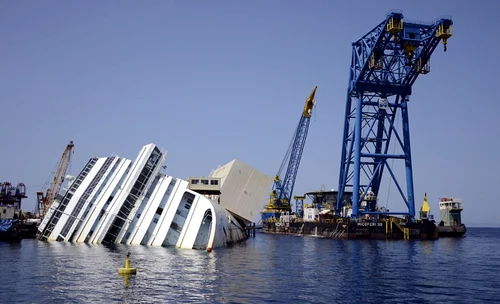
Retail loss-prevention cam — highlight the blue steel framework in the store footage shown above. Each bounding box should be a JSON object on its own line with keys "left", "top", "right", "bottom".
{"left": 336, "top": 11, "right": 453, "bottom": 220}
{"left": 266, "top": 86, "right": 317, "bottom": 214}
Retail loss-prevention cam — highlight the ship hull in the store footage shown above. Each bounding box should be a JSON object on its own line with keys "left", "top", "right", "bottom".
{"left": 262, "top": 218, "right": 438, "bottom": 240}
{"left": 437, "top": 224, "right": 466, "bottom": 237}
{"left": 0, "top": 219, "right": 21, "bottom": 242}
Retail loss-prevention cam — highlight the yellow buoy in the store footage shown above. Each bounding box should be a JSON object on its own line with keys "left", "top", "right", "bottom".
{"left": 119, "top": 252, "right": 137, "bottom": 275}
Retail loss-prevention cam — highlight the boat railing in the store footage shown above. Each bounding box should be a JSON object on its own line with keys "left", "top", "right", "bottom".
{"left": 439, "top": 197, "right": 463, "bottom": 203}
{"left": 439, "top": 202, "right": 463, "bottom": 210}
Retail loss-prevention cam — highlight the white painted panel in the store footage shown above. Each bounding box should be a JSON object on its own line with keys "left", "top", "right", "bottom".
{"left": 74, "top": 158, "right": 132, "bottom": 242}
{"left": 115, "top": 146, "right": 164, "bottom": 243}
{"left": 48, "top": 158, "right": 106, "bottom": 241}
{"left": 149, "top": 179, "right": 188, "bottom": 246}
{"left": 176, "top": 195, "right": 212, "bottom": 249}
{"left": 84, "top": 159, "right": 132, "bottom": 243}
{"left": 91, "top": 145, "right": 152, "bottom": 243}
{"left": 175, "top": 194, "right": 199, "bottom": 248}
{"left": 210, "top": 159, "right": 273, "bottom": 223}
{"left": 128, "top": 175, "right": 171, "bottom": 244}
{"left": 66, "top": 157, "right": 120, "bottom": 242}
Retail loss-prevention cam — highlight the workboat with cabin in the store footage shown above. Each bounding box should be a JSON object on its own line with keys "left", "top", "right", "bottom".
{"left": 37, "top": 143, "right": 272, "bottom": 250}
{"left": 436, "top": 196, "right": 466, "bottom": 237}
{"left": 419, "top": 194, "right": 466, "bottom": 237}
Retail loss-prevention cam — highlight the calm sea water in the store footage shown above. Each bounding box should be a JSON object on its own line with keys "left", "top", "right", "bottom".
{"left": 1, "top": 227, "right": 499, "bottom": 303}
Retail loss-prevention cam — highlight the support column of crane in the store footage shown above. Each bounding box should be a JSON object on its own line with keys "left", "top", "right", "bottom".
{"left": 336, "top": 11, "right": 453, "bottom": 221}
{"left": 37, "top": 141, "right": 75, "bottom": 217}
{"left": 261, "top": 86, "right": 317, "bottom": 222}
{"left": 293, "top": 195, "right": 306, "bottom": 218}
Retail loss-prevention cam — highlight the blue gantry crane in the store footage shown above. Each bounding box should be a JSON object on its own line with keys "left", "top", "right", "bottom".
{"left": 261, "top": 86, "right": 317, "bottom": 222}
{"left": 336, "top": 11, "right": 453, "bottom": 221}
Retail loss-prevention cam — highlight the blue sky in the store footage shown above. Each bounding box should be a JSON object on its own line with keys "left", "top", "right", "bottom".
{"left": 1, "top": 1, "right": 498, "bottom": 227}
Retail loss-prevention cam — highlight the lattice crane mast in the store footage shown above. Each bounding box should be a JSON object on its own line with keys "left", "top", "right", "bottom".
{"left": 336, "top": 11, "right": 453, "bottom": 221}
{"left": 262, "top": 86, "right": 317, "bottom": 221}
{"left": 37, "top": 140, "right": 75, "bottom": 217}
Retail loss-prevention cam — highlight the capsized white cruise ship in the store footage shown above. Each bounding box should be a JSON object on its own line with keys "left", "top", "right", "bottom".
{"left": 37, "top": 143, "right": 268, "bottom": 250}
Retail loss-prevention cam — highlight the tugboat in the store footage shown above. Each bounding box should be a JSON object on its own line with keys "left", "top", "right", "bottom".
{"left": 437, "top": 196, "right": 466, "bottom": 237}
{"left": 0, "top": 182, "right": 27, "bottom": 241}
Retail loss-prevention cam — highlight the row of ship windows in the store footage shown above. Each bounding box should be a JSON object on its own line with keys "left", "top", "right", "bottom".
{"left": 100, "top": 157, "right": 161, "bottom": 239}
{"left": 190, "top": 179, "right": 219, "bottom": 185}
{"left": 43, "top": 161, "right": 96, "bottom": 236}
{"left": 134, "top": 194, "right": 193, "bottom": 228}
{"left": 62, "top": 158, "right": 117, "bottom": 237}
{"left": 135, "top": 202, "right": 192, "bottom": 220}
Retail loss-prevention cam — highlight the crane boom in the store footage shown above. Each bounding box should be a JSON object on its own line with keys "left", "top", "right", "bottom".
{"left": 37, "top": 140, "right": 74, "bottom": 217}
{"left": 261, "top": 86, "right": 317, "bottom": 222}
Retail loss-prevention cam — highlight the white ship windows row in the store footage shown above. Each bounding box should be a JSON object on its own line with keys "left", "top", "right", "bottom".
{"left": 190, "top": 179, "right": 219, "bottom": 186}
{"left": 36, "top": 157, "right": 99, "bottom": 241}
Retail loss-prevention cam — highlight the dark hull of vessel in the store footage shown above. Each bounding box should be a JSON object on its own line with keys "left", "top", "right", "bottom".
{"left": 0, "top": 219, "right": 21, "bottom": 242}
{"left": 0, "top": 231, "right": 21, "bottom": 241}
{"left": 18, "top": 222, "right": 38, "bottom": 239}
{"left": 437, "top": 224, "right": 466, "bottom": 237}
{"left": 262, "top": 217, "right": 438, "bottom": 241}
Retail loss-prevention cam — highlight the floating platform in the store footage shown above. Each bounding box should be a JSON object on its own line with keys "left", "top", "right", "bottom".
{"left": 262, "top": 217, "right": 438, "bottom": 240}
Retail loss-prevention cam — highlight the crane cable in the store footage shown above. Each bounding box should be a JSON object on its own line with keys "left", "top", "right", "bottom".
{"left": 41, "top": 146, "right": 74, "bottom": 194}
{"left": 385, "top": 107, "right": 400, "bottom": 210}
{"left": 277, "top": 120, "right": 301, "bottom": 177}
{"left": 42, "top": 160, "right": 60, "bottom": 192}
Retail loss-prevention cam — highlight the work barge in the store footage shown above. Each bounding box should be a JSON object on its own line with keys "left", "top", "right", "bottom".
{"left": 262, "top": 10, "right": 454, "bottom": 242}
{"left": 262, "top": 190, "right": 438, "bottom": 240}
{"left": 263, "top": 219, "right": 437, "bottom": 240}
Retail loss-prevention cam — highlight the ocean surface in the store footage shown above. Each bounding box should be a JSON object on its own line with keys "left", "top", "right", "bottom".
{"left": 1, "top": 227, "right": 499, "bottom": 303}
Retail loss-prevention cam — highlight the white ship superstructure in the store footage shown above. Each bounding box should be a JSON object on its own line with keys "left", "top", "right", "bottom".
{"left": 37, "top": 143, "right": 254, "bottom": 250}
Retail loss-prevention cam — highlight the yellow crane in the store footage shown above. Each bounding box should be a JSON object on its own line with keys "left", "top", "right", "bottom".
{"left": 37, "top": 141, "right": 74, "bottom": 217}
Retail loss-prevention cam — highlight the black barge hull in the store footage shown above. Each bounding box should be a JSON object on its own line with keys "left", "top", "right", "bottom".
{"left": 0, "top": 221, "right": 38, "bottom": 241}
{"left": 437, "top": 225, "right": 466, "bottom": 237}
{"left": 0, "top": 221, "right": 22, "bottom": 242}
{"left": 263, "top": 218, "right": 438, "bottom": 240}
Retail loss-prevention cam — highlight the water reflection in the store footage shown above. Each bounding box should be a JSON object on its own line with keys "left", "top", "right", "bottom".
{"left": 120, "top": 273, "right": 134, "bottom": 288}
{"left": 1, "top": 229, "right": 500, "bottom": 303}
{"left": 422, "top": 240, "right": 432, "bottom": 255}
